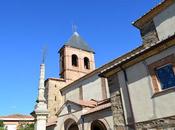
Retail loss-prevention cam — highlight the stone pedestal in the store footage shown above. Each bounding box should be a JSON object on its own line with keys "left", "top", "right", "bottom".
{"left": 34, "top": 102, "right": 48, "bottom": 130}
{"left": 35, "top": 113, "right": 48, "bottom": 130}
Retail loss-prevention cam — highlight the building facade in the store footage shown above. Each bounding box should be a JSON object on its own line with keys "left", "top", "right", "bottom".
{"left": 45, "top": 31, "right": 114, "bottom": 130}
{"left": 0, "top": 114, "right": 34, "bottom": 130}
{"left": 100, "top": 0, "right": 175, "bottom": 129}
{"left": 42, "top": 0, "right": 175, "bottom": 130}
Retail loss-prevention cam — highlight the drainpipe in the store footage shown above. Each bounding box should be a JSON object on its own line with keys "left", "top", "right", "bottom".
{"left": 120, "top": 66, "right": 136, "bottom": 130}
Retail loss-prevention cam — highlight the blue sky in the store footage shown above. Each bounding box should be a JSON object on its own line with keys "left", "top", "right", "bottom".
{"left": 0, "top": 0, "right": 161, "bottom": 115}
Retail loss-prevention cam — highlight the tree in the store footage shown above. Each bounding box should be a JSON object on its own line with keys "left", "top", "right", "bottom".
{"left": 0, "top": 121, "right": 6, "bottom": 130}
{"left": 17, "top": 123, "right": 34, "bottom": 130}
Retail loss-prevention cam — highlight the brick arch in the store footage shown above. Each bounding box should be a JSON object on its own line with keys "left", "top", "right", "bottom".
{"left": 56, "top": 114, "right": 82, "bottom": 130}
{"left": 64, "top": 118, "right": 78, "bottom": 130}
{"left": 87, "top": 119, "right": 111, "bottom": 130}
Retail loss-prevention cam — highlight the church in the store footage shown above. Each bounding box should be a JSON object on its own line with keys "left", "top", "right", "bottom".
{"left": 33, "top": 0, "right": 175, "bottom": 130}
{"left": 45, "top": 31, "right": 114, "bottom": 130}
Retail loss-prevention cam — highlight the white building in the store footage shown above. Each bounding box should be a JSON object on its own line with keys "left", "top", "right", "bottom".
{"left": 100, "top": 0, "right": 175, "bottom": 129}
{"left": 0, "top": 114, "right": 34, "bottom": 130}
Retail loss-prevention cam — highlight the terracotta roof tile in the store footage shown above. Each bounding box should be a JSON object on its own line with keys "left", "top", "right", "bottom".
{"left": 67, "top": 100, "right": 97, "bottom": 108}
{"left": 0, "top": 114, "right": 33, "bottom": 119}
{"left": 65, "top": 32, "right": 94, "bottom": 53}
{"left": 83, "top": 102, "right": 111, "bottom": 115}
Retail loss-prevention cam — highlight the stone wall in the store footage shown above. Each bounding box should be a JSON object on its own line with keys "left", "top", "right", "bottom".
{"left": 45, "top": 79, "right": 66, "bottom": 122}
{"left": 140, "top": 21, "right": 159, "bottom": 46}
{"left": 136, "top": 116, "right": 175, "bottom": 129}
{"left": 107, "top": 74, "right": 125, "bottom": 130}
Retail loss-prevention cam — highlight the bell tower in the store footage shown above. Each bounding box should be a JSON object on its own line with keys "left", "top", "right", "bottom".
{"left": 59, "top": 31, "right": 95, "bottom": 82}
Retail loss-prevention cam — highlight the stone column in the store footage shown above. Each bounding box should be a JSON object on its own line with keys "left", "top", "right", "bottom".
{"left": 34, "top": 64, "right": 49, "bottom": 130}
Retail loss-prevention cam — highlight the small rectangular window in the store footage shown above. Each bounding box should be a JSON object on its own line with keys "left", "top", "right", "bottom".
{"left": 155, "top": 64, "right": 175, "bottom": 90}
{"left": 148, "top": 54, "right": 175, "bottom": 93}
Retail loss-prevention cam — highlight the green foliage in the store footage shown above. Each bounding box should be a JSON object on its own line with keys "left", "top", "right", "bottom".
{"left": 0, "top": 121, "right": 4, "bottom": 127}
{"left": 0, "top": 121, "right": 6, "bottom": 130}
{"left": 17, "top": 123, "right": 34, "bottom": 130}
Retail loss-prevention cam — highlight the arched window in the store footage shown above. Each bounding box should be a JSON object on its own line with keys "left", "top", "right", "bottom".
{"left": 72, "top": 54, "right": 78, "bottom": 67}
{"left": 84, "top": 57, "right": 90, "bottom": 69}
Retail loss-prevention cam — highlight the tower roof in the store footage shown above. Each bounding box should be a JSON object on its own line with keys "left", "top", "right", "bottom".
{"left": 64, "top": 32, "right": 94, "bottom": 53}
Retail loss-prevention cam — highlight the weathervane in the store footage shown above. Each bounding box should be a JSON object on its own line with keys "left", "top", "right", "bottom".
{"left": 72, "top": 24, "right": 78, "bottom": 33}
{"left": 42, "top": 46, "right": 47, "bottom": 64}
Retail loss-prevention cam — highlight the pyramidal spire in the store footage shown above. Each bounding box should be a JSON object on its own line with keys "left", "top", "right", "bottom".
{"left": 64, "top": 26, "right": 94, "bottom": 53}
{"left": 34, "top": 63, "right": 48, "bottom": 112}
{"left": 33, "top": 63, "right": 48, "bottom": 130}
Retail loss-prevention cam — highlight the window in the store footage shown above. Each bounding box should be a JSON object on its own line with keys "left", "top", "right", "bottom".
{"left": 148, "top": 54, "right": 175, "bottom": 93}
{"left": 155, "top": 64, "right": 175, "bottom": 90}
{"left": 55, "top": 96, "right": 57, "bottom": 101}
{"left": 84, "top": 57, "right": 90, "bottom": 69}
{"left": 67, "top": 105, "right": 71, "bottom": 113}
{"left": 72, "top": 54, "right": 78, "bottom": 67}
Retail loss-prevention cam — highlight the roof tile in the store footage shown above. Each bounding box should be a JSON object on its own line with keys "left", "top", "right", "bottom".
{"left": 65, "top": 32, "right": 94, "bottom": 52}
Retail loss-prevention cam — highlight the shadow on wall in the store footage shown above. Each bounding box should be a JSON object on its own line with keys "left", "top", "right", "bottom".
{"left": 154, "top": 3, "right": 175, "bottom": 27}
{"left": 125, "top": 61, "right": 157, "bottom": 119}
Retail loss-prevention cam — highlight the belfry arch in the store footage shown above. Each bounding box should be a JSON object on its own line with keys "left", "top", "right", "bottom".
{"left": 91, "top": 120, "right": 107, "bottom": 130}
{"left": 64, "top": 118, "right": 79, "bottom": 130}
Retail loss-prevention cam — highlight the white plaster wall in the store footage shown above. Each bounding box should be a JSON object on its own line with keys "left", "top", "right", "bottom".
{"left": 125, "top": 46, "right": 175, "bottom": 122}
{"left": 153, "top": 2, "right": 175, "bottom": 40}
{"left": 59, "top": 103, "right": 82, "bottom": 116}
{"left": 6, "top": 125, "right": 16, "bottom": 130}
{"left": 126, "top": 62, "right": 154, "bottom": 122}
{"left": 83, "top": 74, "right": 103, "bottom": 101}
{"left": 64, "top": 73, "right": 109, "bottom": 102}
{"left": 65, "top": 87, "right": 80, "bottom": 101}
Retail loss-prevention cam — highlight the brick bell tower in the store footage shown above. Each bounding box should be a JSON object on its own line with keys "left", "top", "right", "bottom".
{"left": 59, "top": 31, "right": 95, "bottom": 82}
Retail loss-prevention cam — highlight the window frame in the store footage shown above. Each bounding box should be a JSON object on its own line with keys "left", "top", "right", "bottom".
{"left": 155, "top": 63, "right": 175, "bottom": 89}
{"left": 148, "top": 54, "right": 175, "bottom": 93}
